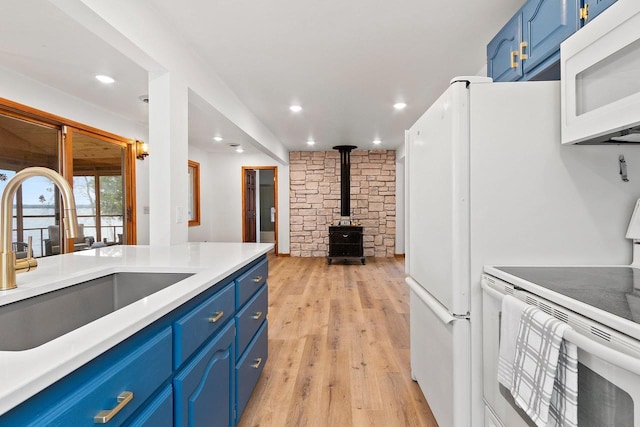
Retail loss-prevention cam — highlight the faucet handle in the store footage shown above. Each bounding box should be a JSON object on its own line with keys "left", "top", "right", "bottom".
{"left": 14, "top": 236, "right": 38, "bottom": 274}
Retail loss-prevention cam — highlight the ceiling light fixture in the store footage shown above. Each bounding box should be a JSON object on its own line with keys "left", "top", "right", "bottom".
{"left": 307, "top": 139, "right": 315, "bottom": 146}
{"left": 393, "top": 102, "right": 407, "bottom": 110}
{"left": 289, "top": 104, "right": 302, "bottom": 113}
{"left": 236, "top": 147, "right": 244, "bottom": 153}
{"left": 95, "top": 74, "right": 115, "bottom": 84}
{"left": 213, "top": 136, "right": 223, "bottom": 142}
{"left": 373, "top": 139, "right": 382, "bottom": 145}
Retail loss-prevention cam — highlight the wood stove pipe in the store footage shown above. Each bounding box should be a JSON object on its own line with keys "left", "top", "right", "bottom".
{"left": 333, "top": 145, "right": 357, "bottom": 217}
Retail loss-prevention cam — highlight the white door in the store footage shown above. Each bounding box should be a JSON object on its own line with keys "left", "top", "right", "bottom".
{"left": 409, "top": 280, "right": 470, "bottom": 427}
{"left": 407, "top": 81, "right": 471, "bottom": 315}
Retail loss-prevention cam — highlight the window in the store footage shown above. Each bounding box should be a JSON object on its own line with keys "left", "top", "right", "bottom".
{"left": 0, "top": 99, "right": 137, "bottom": 256}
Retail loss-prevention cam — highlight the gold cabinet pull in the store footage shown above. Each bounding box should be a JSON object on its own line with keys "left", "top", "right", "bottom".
{"left": 251, "top": 358, "right": 263, "bottom": 369}
{"left": 252, "top": 275, "right": 263, "bottom": 283}
{"left": 580, "top": 4, "right": 589, "bottom": 20}
{"left": 510, "top": 50, "right": 518, "bottom": 68}
{"left": 252, "top": 311, "right": 263, "bottom": 320}
{"left": 94, "top": 391, "right": 133, "bottom": 424}
{"left": 519, "top": 41, "right": 528, "bottom": 60}
{"left": 208, "top": 311, "right": 224, "bottom": 323}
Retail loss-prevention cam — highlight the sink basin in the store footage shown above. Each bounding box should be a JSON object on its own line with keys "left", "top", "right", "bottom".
{"left": 0, "top": 272, "right": 193, "bottom": 351}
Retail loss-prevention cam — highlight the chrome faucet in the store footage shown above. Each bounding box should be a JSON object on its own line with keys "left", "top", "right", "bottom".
{"left": 1, "top": 167, "right": 79, "bottom": 290}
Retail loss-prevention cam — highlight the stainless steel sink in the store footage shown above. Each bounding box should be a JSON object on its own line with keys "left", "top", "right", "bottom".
{"left": 0, "top": 272, "right": 193, "bottom": 351}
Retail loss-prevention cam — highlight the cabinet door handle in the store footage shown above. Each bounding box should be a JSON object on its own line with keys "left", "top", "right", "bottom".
{"left": 519, "top": 41, "right": 528, "bottom": 60}
{"left": 252, "top": 311, "right": 263, "bottom": 320}
{"left": 251, "top": 357, "right": 263, "bottom": 369}
{"left": 94, "top": 391, "right": 133, "bottom": 424}
{"left": 342, "top": 234, "right": 349, "bottom": 238}
{"left": 510, "top": 50, "right": 518, "bottom": 68}
{"left": 252, "top": 275, "right": 263, "bottom": 283}
{"left": 209, "top": 311, "right": 224, "bottom": 323}
{"left": 580, "top": 4, "right": 588, "bottom": 21}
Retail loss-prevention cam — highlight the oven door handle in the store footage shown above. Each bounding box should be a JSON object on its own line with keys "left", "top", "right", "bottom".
{"left": 481, "top": 279, "right": 640, "bottom": 376}
{"left": 564, "top": 329, "right": 640, "bottom": 376}
{"left": 406, "top": 277, "right": 458, "bottom": 324}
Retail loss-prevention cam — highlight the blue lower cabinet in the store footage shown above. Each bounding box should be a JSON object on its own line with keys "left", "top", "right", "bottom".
{"left": 173, "top": 282, "right": 235, "bottom": 369}
{"left": 236, "top": 258, "right": 268, "bottom": 307}
{"left": 236, "top": 321, "right": 268, "bottom": 420}
{"left": 174, "top": 322, "right": 235, "bottom": 427}
{"left": 126, "top": 385, "right": 173, "bottom": 427}
{"left": 0, "top": 327, "right": 172, "bottom": 426}
{"left": 235, "top": 285, "right": 268, "bottom": 359}
{"left": 0, "top": 255, "right": 269, "bottom": 427}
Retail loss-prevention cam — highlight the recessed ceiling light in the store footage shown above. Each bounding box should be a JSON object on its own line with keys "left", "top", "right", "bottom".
{"left": 289, "top": 105, "right": 302, "bottom": 113}
{"left": 373, "top": 139, "right": 382, "bottom": 145}
{"left": 307, "top": 139, "right": 315, "bottom": 146}
{"left": 393, "top": 102, "right": 407, "bottom": 110}
{"left": 236, "top": 147, "right": 244, "bottom": 153}
{"left": 213, "top": 136, "right": 223, "bottom": 142}
{"left": 95, "top": 74, "right": 115, "bottom": 84}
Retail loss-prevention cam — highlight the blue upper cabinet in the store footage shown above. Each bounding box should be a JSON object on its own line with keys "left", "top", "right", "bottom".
{"left": 487, "top": 12, "right": 523, "bottom": 82}
{"left": 583, "top": 0, "right": 618, "bottom": 23}
{"left": 488, "top": 0, "right": 617, "bottom": 82}
{"left": 521, "top": 0, "right": 580, "bottom": 75}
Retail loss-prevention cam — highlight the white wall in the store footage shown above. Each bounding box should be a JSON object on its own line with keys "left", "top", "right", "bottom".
{"left": 0, "top": 67, "right": 146, "bottom": 140}
{"left": 202, "top": 151, "right": 290, "bottom": 253}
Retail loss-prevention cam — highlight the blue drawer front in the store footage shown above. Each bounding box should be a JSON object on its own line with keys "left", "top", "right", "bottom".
{"left": 173, "top": 281, "right": 235, "bottom": 369}
{"left": 236, "top": 258, "right": 268, "bottom": 308}
{"left": 127, "top": 384, "right": 173, "bottom": 427}
{"left": 8, "top": 327, "right": 172, "bottom": 426}
{"left": 236, "top": 284, "right": 268, "bottom": 359}
{"left": 174, "top": 321, "right": 235, "bottom": 427}
{"left": 236, "top": 320, "right": 268, "bottom": 419}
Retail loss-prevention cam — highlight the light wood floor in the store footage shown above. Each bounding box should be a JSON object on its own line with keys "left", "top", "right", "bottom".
{"left": 237, "top": 255, "right": 438, "bottom": 427}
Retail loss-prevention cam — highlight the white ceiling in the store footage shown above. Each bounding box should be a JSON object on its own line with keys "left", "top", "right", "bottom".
{"left": 1, "top": 0, "right": 524, "bottom": 156}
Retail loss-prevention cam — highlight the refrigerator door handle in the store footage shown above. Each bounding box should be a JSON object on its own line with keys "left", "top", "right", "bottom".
{"left": 406, "top": 277, "right": 458, "bottom": 325}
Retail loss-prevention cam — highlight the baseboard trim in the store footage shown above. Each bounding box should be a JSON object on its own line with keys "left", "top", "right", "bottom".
{"left": 277, "top": 253, "right": 291, "bottom": 257}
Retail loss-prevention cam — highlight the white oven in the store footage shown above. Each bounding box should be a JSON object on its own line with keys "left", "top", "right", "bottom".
{"left": 481, "top": 275, "right": 640, "bottom": 427}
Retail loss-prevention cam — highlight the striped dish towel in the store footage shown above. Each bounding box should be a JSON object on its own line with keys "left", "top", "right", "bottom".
{"left": 497, "top": 295, "right": 528, "bottom": 388}
{"left": 511, "top": 305, "right": 578, "bottom": 427}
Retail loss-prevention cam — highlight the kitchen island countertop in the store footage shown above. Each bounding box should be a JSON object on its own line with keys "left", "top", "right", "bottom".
{"left": 0, "top": 242, "right": 273, "bottom": 416}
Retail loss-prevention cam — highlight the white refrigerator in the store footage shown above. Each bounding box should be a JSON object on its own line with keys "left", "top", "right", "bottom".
{"left": 405, "top": 77, "right": 640, "bottom": 427}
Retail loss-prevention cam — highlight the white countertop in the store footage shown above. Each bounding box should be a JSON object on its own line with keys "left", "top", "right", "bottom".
{"left": 0, "top": 242, "right": 273, "bottom": 416}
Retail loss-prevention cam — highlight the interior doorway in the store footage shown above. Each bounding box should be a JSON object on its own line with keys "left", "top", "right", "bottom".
{"left": 242, "top": 166, "right": 278, "bottom": 254}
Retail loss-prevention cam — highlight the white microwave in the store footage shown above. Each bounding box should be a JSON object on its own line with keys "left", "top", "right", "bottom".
{"left": 561, "top": 0, "right": 640, "bottom": 145}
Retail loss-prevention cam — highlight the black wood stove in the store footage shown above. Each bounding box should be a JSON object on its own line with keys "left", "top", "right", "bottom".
{"left": 327, "top": 145, "right": 365, "bottom": 265}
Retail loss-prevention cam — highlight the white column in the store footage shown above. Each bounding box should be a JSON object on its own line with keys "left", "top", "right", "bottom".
{"left": 148, "top": 72, "right": 189, "bottom": 246}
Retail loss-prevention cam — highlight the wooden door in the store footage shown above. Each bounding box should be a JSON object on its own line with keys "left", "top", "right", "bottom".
{"left": 243, "top": 169, "right": 257, "bottom": 242}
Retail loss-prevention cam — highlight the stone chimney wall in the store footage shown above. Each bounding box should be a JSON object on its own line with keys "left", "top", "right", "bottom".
{"left": 289, "top": 150, "right": 396, "bottom": 257}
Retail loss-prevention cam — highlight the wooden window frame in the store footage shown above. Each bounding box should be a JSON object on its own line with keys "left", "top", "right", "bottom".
{"left": 188, "top": 160, "right": 201, "bottom": 227}
{"left": 0, "top": 97, "right": 138, "bottom": 248}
